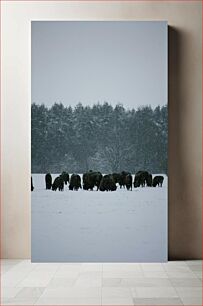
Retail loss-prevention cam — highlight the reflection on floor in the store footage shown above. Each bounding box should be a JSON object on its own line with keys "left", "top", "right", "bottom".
{"left": 1, "top": 260, "right": 202, "bottom": 305}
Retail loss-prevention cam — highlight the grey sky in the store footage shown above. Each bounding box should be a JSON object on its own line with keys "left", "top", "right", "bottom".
{"left": 31, "top": 21, "right": 167, "bottom": 109}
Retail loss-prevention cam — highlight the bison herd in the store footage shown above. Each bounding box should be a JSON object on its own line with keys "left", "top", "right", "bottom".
{"left": 31, "top": 171, "right": 164, "bottom": 192}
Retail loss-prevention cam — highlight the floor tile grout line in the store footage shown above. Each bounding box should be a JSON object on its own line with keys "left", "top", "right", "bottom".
{"left": 34, "top": 263, "right": 102, "bottom": 305}
{"left": 33, "top": 263, "right": 61, "bottom": 305}
{"left": 101, "top": 263, "right": 103, "bottom": 305}
{"left": 166, "top": 274, "right": 184, "bottom": 305}
{"left": 1, "top": 260, "right": 24, "bottom": 275}
{"left": 179, "top": 295, "right": 202, "bottom": 306}
{"left": 130, "top": 285, "right": 137, "bottom": 305}
{"left": 164, "top": 268, "right": 203, "bottom": 305}
{"left": 163, "top": 263, "right": 201, "bottom": 279}
{"left": 1, "top": 260, "right": 203, "bottom": 306}
{"left": 2, "top": 260, "right": 34, "bottom": 278}
{"left": 2, "top": 261, "right": 40, "bottom": 291}
{"left": 1, "top": 260, "right": 56, "bottom": 305}
{"left": 16, "top": 264, "right": 60, "bottom": 289}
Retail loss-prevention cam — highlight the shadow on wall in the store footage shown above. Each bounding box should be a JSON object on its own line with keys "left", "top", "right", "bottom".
{"left": 168, "top": 26, "right": 202, "bottom": 260}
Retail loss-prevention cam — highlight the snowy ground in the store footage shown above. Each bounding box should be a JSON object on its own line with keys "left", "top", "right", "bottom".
{"left": 31, "top": 174, "right": 167, "bottom": 262}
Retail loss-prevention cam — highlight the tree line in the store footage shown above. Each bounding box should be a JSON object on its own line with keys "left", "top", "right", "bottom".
{"left": 31, "top": 102, "right": 168, "bottom": 174}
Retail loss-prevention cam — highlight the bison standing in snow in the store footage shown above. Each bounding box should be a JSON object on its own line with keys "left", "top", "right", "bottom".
{"left": 146, "top": 173, "right": 153, "bottom": 187}
{"left": 120, "top": 171, "right": 131, "bottom": 188}
{"left": 99, "top": 174, "right": 117, "bottom": 191}
{"left": 45, "top": 173, "right": 52, "bottom": 190}
{"left": 112, "top": 171, "right": 131, "bottom": 189}
{"left": 61, "top": 171, "right": 69, "bottom": 185}
{"left": 125, "top": 174, "right": 132, "bottom": 191}
{"left": 83, "top": 171, "right": 102, "bottom": 191}
{"left": 52, "top": 176, "right": 64, "bottom": 191}
{"left": 69, "top": 174, "right": 82, "bottom": 191}
{"left": 31, "top": 177, "right": 34, "bottom": 191}
{"left": 134, "top": 171, "right": 152, "bottom": 188}
{"left": 112, "top": 173, "right": 121, "bottom": 184}
{"left": 152, "top": 175, "right": 164, "bottom": 187}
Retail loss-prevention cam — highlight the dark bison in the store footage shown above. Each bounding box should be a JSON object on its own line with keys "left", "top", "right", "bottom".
{"left": 52, "top": 176, "right": 64, "bottom": 191}
{"left": 153, "top": 175, "right": 164, "bottom": 187}
{"left": 146, "top": 173, "right": 153, "bottom": 187}
{"left": 112, "top": 171, "right": 131, "bottom": 188}
{"left": 69, "top": 174, "right": 82, "bottom": 191}
{"left": 112, "top": 173, "right": 121, "bottom": 184}
{"left": 83, "top": 171, "right": 103, "bottom": 191}
{"left": 45, "top": 173, "right": 52, "bottom": 190}
{"left": 134, "top": 171, "right": 152, "bottom": 188}
{"left": 61, "top": 171, "right": 69, "bottom": 185}
{"left": 99, "top": 174, "right": 117, "bottom": 191}
{"left": 119, "top": 171, "right": 131, "bottom": 188}
{"left": 31, "top": 177, "right": 34, "bottom": 191}
{"left": 125, "top": 174, "right": 132, "bottom": 191}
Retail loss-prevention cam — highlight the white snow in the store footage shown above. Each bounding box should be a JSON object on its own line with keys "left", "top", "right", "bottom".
{"left": 31, "top": 174, "right": 167, "bottom": 262}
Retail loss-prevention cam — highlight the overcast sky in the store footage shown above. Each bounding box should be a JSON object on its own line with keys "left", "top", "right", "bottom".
{"left": 31, "top": 21, "right": 167, "bottom": 109}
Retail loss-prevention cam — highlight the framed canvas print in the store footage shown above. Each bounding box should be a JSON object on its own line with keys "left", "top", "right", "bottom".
{"left": 31, "top": 21, "right": 168, "bottom": 262}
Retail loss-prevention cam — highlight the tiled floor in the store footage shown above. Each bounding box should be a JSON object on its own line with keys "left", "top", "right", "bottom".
{"left": 1, "top": 260, "right": 202, "bottom": 305}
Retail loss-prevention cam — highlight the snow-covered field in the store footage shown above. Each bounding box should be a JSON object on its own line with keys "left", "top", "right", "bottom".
{"left": 31, "top": 174, "right": 167, "bottom": 262}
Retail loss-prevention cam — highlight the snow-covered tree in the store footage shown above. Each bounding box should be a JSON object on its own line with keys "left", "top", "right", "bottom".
{"left": 31, "top": 102, "right": 168, "bottom": 174}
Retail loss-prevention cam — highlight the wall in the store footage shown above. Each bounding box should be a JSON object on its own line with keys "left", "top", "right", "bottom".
{"left": 1, "top": 1, "right": 202, "bottom": 259}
